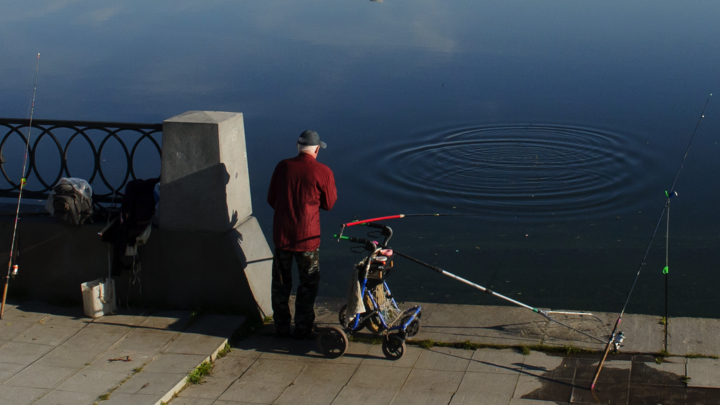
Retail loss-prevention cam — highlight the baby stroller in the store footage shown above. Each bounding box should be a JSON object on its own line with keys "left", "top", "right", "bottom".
{"left": 317, "top": 223, "right": 422, "bottom": 360}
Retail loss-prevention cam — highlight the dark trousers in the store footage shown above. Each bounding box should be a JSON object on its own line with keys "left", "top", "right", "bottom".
{"left": 271, "top": 247, "right": 320, "bottom": 332}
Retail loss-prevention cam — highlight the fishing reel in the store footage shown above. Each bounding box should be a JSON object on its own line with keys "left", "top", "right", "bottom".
{"left": 612, "top": 331, "right": 625, "bottom": 352}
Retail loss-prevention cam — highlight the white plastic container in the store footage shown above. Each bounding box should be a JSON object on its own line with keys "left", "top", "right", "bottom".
{"left": 81, "top": 278, "right": 116, "bottom": 318}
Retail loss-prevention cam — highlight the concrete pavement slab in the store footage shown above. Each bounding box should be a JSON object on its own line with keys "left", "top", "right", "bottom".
{"left": 0, "top": 307, "right": 49, "bottom": 323}
{"left": 574, "top": 358, "right": 631, "bottom": 383}
{"left": 361, "top": 343, "right": 422, "bottom": 368}
{"left": 85, "top": 349, "right": 155, "bottom": 373}
{"left": 413, "top": 346, "right": 472, "bottom": 372}
{"left": 0, "top": 320, "right": 35, "bottom": 341}
{"left": 450, "top": 393, "right": 514, "bottom": 405}
{"left": 331, "top": 386, "right": 398, "bottom": 405}
{"left": 61, "top": 322, "right": 129, "bottom": 352}
{"left": 55, "top": 369, "right": 130, "bottom": 397}
{"left": 0, "top": 362, "right": 25, "bottom": 383}
{"left": 344, "top": 363, "right": 411, "bottom": 390}
{"left": 467, "top": 349, "right": 525, "bottom": 374}
{"left": 99, "top": 392, "right": 162, "bottom": 405}
{"left": 453, "top": 370, "right": 519, "bottom": 400}
{"left": 571, "top": 380, "right": 629, "bottom": 404}
{"left": 167, "top": 397, "right": 215, "bottom": 405}
{"left": 520, "top": 352, "right": 567, "bottom": 378}
{"left": 112, "top": 329, "right": 178, "bottom": 353}
{"left": 33, "top": 344, "right": 105, "bottom": 368}
{"left": 11, "top": 324, "right": 81, "bottom": 346}
{"left": 217, "top": 359, "right": 306, "bottom": 404}
{"left": 30, "top": 390, "right": 98, "bottom": 405}
{"left": 164, "top": 332, "right": 227, "bottom": 357}
{"left": 114, "top": 370, "right": 186, "bottom": 396}
{"left": 177, "top": 375, "right": 238, "bottom": 400}
{"left": 510, "top": 399, "right": 569, "bottom": 405}
{"left": 0, "top": 385, "right": 48, "bottom": 405}
{"left": 92, "top": 312, "right": 149, "bottom": 327}
{"left": 0, "top": 342, "right": 54, "bottom": 365}
{"left": 183, "top": 314, "right": 246, "bottom": 338}
{"left": 630, "top": 359, "right": 686, "bottom": 387}
{"left": 139, "top": 311, "right": 192, "bottom": 331}
{"left": 394, "top": 368, "right": 464, "bottom": 403}
{"left": 513, "top": 375, "right": 574, "bottom": 402}
{"left": 214, "top": 400, "right": 269, "bottom": 405}
{"left": 227, "top": 335, "right": 274, "bottom": 359}
{"left": 144, "top": 353, "right": 208, "bottom": 374}
{"left": 669, "top": 317, "right": 720, "bottom": 357}
{"left": 273, "top": 362, "right": 358, "bottom": 405}
{"left": 3, "top": 364, "right": 76, "bottom": 389}
{"left": 687, "top": 358, "right": 720, "bottom": 388}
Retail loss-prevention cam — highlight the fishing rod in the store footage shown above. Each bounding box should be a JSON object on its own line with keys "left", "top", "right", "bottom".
{"left": 391, "top": 250, "right": 606, "bottom": 344}
{"left": 1, "top": 53, "right": 40, "bottom": 320}
{"left": 590, "top": 93, "right": 713, "bottom": 390}
{"left": 337, "top": 213, "right": 481, "bottom": 239}
{"left": 334, "top": 233, "right": 605, "bottom": 343}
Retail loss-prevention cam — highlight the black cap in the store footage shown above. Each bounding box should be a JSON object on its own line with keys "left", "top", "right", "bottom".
{"left": 298, "top": 130, "right": 327, "bottom": 149}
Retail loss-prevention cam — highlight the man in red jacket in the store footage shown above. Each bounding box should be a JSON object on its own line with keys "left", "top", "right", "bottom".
{"left": 267, "top": 130, "right": 337, "bottom": 339}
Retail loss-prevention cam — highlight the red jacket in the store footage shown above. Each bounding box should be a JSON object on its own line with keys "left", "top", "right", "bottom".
{"left": 267, "top": 153, "right": 337, "bottom": 251}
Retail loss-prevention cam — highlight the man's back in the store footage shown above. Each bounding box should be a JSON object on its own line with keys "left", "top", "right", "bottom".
{"left": 267, "top": 153, "right": 337, "bottom": 251}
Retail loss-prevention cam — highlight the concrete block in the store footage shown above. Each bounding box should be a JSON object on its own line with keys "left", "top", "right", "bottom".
{"left": 161, "top": 111, "right": 251, "bottom": 232}
{"left": 31, "top": 390, "right": 99, "bottom": 405}
{"left": 143, "top": 353, "right": 207, "bottom": 374}
{"left": 11, "top": 324, "right": 81, "bottom": 346}
{"left": 467, "top": 348, "right": 525, "bottom": 374}
{"left": 413, "top": 347, "right": 472, "bottom": 372}
{"left": 229, "top": 218, "right": 273, "bottom": 317}
{"left": 0, "top": 385, "right": 47, "bottom": 405}
{"left": 630, "top": 358, "right": 686, "bottom": 387}
{"left": 3, "top": 364, "right": 76, "bottom": 389}
{"left": 687, "top": 358, "right": 720, "bottom": 388}
{"left": 0, "top": 342, "right": 54, "bottom": 365}
{"left": 217, "top": 359, "right": 306, "bottom": 404}
{"left": 273, "top": 362, "right": 358, "bottom": 405}
{"left": 55, "top": 369, "right": 129, "bottom": 396}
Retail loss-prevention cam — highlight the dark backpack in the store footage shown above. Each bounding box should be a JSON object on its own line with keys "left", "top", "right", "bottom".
{"left": 52, "top": 182, "right": 93, "bottom": 225}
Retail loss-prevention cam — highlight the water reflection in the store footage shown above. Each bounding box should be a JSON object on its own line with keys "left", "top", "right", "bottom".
{"left": 361, "top": 124, "right": 654, "bottom": 221}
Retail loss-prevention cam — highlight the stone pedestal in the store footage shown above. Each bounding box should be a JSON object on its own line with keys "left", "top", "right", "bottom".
{"left": 160, "top": 111, "right": 251, "bottom": 232}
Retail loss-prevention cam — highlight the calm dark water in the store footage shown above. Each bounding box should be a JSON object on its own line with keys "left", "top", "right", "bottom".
{"left": 1, "top": 0, "right": 720, "bottom": 317}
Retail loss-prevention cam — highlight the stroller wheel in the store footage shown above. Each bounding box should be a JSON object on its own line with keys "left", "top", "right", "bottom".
{"left": 382, "top": 334, "right": 405, "bottom": 360}
{"left": 406, "top": 319, "right": 421, "bottom": 338}
{"left": 317, "top": 326, "right": 348, "bottom": 359}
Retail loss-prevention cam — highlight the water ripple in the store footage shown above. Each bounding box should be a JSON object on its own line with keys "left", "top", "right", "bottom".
{"left": 360, "top": 124, "right": 656, "bottom": 221}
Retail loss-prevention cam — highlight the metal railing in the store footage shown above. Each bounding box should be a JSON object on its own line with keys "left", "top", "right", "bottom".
{"left": 0, "top": 118, "right": 162, "bottom": 204}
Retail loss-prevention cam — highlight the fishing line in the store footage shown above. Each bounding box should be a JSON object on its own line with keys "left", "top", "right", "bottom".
{"left": 1, "top": 53, "right": 40, "bottom": 319}
{"left": 590, "top": 93, "right": 712, "bottom": 390}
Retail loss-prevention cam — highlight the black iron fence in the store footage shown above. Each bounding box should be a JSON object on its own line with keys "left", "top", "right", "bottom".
{"left": 0, "top": 118, "right": 162, "bottom": 204}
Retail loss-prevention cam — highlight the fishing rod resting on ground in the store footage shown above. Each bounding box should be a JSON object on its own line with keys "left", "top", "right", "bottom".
{"left": 335, "top": 230, "right": 606, "bottom": 344}
{"left": 1, "top": 53, "right": 40, "bottom": 319}
{"left": 590, "top": 93, "right": 713, "bottom": 390}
